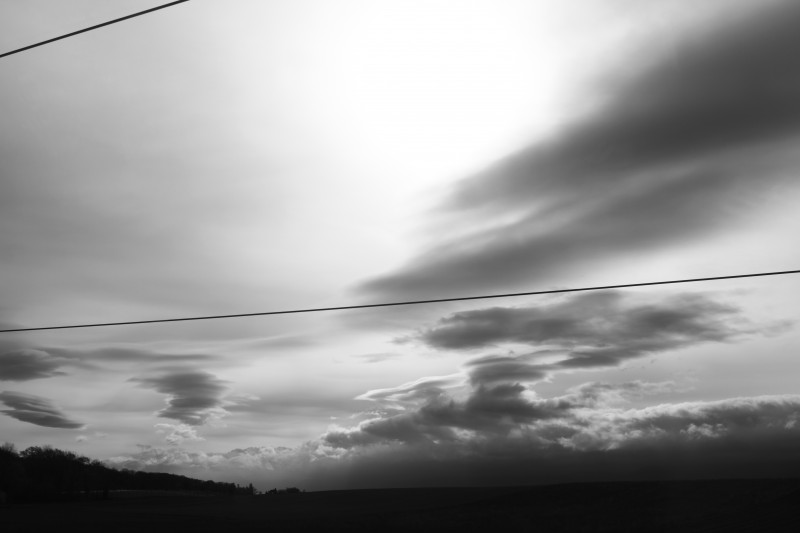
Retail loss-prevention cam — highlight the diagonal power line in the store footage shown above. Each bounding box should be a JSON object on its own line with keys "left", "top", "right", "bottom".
{"left": 1, "top": 269, "right": 798, "bottom": 334}
{"left": 0, "top": 0, "right": 191, "bottom": 59}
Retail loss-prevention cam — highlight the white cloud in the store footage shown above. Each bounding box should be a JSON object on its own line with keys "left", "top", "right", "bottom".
{"left": 154, "top": 423, "right": 205, "bottom": 446}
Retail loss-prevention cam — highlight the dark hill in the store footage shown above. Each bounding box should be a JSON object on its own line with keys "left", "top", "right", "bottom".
{"left": 3, "top": 478, "right": 800, "bottom": 532}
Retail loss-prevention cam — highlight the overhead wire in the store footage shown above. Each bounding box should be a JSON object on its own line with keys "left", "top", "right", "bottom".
{"left": 0, "top": 0, "right": 191, "bottom": 59}
{"left": 1, "top": 269, "right": 798, "bottom": 333}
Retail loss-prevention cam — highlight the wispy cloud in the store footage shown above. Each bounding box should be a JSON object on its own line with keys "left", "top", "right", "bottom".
{"left": 356, "top": 374, "right": 464, "bottom": 404}
{"left": 359, "top": 0, "right": 800, "bottom": 301}
{"left": 353, "top": 352, "right": 403, "bottom": 364}
{"left": 0, "top": 391, "right": 84, "bottom": 429}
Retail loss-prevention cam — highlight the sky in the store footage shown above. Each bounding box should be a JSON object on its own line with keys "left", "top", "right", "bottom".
{"left": 1, "top": 0, "right": 800, "bottom": 491}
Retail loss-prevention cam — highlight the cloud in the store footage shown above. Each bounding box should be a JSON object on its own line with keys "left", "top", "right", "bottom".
{"left": 107, "top": 443, "right": 336, "bottom": 489}
{"left": 46, "top": 346, "right": 216, "bottom": 365}
{"left": 108, "top": 390, "right": 800, "bottom": 491}
{"left": 353, "top": 352, "right": 403, "bottom": 363}
{"left": 463, "top": 353, "right": 551, "bottom": 387}
{"left": 130, "top": 370, "right": 229, "bottom": 426}
{"left": 113, "top": 289, "right": 782, "bottom": 489}
{"left": 0, "top": 391, "right": 84, "bottom": 429}
{"left": 359, "top": 0, "right": 800, "bottom": 300}
{"left": 311, "top": 282, "right": 795, "bottom": 488}
{"left": 0, "top": 348, "right": 68, "bottom": 381}
{"left": 108, "top": 445, "right": 219, "bottom": 472}
{"left": 417, "top": 291, "right": 755, "bottom": 372}
{"left": 323, "top": 386, "right": 800, "bottom": 482}
{"left": 223, "top": 390, "right": 369, "bottom": 443}
{"left": 566, "top": 380, "right": 683, "bottom": 405}
{"left": 154, "top": 423, "right": 205, "bottom": 445}
{"left": 75, "top": 431, "right": 107, "bottom": 443}
{"left": 356, "top": 374, "right": 464, "bottom": 404}
{"left": 242, "top": 335, "right": 318, "bottom": 350}
{"left": 0, "top": 340, "right": 217, "bottom": 379}
{"left": 341, "top": 289, "right": 776, "bottom": 448}
{"left": 419, "top": 292, "right": 741, "bottom": 350}
{"left": 284, "top": 282, "right": 796, "bottom": 488}
{"left": 338, "top": 381, "right": 611, "bottom": 448}
{"left": 552, "top": 394, "right": 800, "bottom": 452}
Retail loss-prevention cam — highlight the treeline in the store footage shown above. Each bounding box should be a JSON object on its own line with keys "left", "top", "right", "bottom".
{"left": 0, "top": 443, "right": 252, "bottom": 502}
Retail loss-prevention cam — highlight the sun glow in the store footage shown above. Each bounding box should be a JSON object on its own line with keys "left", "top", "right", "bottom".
{"left": 299, "top": 0, "right": 570, "bottom": 187}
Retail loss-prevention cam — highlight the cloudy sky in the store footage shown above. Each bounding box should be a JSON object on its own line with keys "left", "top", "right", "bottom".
{"left": 2, "top": 0, "right": 800, "bottom": 490}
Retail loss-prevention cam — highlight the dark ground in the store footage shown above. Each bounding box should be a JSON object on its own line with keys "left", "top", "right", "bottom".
{"left": 2, "top": 478, "right": 799, "bottom": 532}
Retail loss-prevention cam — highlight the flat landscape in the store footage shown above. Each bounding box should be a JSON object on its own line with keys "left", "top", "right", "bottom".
{"left": 3, "top": 478, "right": 799, "bottom": 532}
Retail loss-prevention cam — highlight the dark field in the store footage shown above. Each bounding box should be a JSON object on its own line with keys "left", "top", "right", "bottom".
{"left": 2, "top": 478, "right": 799, "bottom": 532}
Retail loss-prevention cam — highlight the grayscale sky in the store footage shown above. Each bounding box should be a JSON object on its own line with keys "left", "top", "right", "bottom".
{"left": 1, "top": 0, "right": 800, "bottom": 490}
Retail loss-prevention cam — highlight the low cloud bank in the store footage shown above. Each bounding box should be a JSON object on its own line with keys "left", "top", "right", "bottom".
{"left": 109, "top": 391, "right": 800, "bottom": 490}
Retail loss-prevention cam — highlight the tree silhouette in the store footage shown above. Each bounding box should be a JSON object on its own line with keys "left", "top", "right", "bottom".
{"left": 0, "top": 442, "right": 253, "bottom": 503}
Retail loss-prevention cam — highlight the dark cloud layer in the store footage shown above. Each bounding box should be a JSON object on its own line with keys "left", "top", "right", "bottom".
{"left": 0, "top": 348, "right": 67, "bottom": 381}
{"left": 360, "top": 0, "right": 800, "bottom": 300}
{"left": 464, "top": 354, "right": 549, "bottom": 387}
{"left": 421, "top": 292, "right": 740, "bottom": 349}
{"left": 318, "top": 385, "right": 800, "bottom": 487}
{"left": 419, "top": 291, "right": 752, "bottom": 375}
{"left": 0, "top": 391, "right": 84, "bottom": 429}
{"left": 130, "top": 370, "right": 229, "bottom": 426}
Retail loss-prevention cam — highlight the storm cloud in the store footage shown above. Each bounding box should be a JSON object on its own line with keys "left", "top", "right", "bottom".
{"left": 360, "top": 0, "right": 800, "bottom": 300}
{"left": 0, "top": 391, "right": 84, "bottom": 429}
{"left": 130, "top": 370, "right": 229, "bottom": 426}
